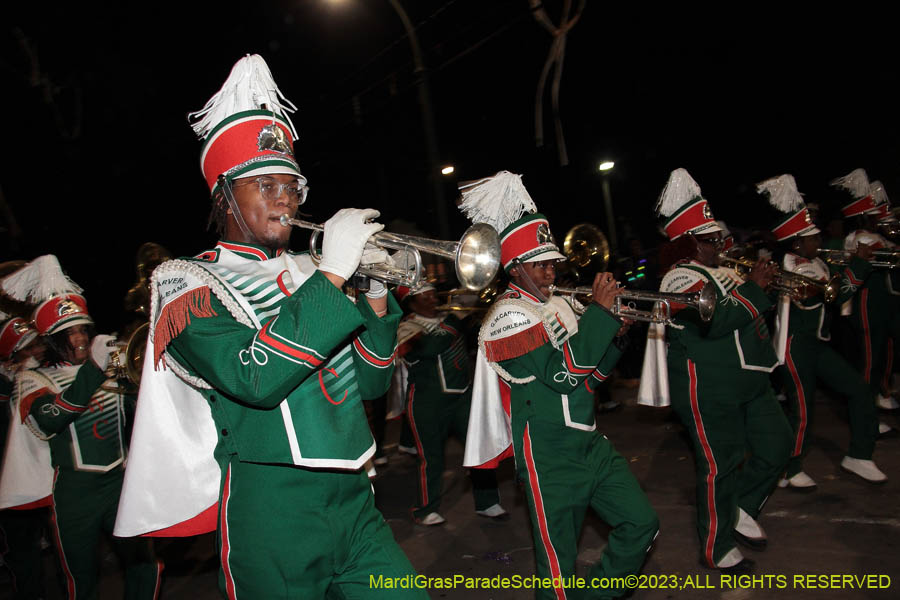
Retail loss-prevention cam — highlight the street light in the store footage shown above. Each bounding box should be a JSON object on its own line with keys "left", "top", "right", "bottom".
{"left": 441, "top": 165, "right": 455, "bottom": 175}
{"left": 599, "top": 161, "right": 617, "bottom": 253}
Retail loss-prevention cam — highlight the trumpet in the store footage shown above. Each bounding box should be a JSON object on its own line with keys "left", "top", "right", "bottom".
{"left": 101, "top": 322, "right": 149, "bottom": 393}
{"left": 818, "top": 248, "right": 900, "bottom": 270}
{"left": 718, "top": 254, "right": 840, "bottom": 302}
{"left": 280, "top": 215, "right": 501, "bottom": 291}
{"left": 548, "top": 282, "right": 716, "bottom": 324}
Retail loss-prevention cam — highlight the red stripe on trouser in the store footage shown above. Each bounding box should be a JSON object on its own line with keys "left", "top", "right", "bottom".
{"left": 49, "top": 468, "right": 76, "bottom": 599}
{"left": 152, "top": 560, "right": 164, "bottom": 600}
{"left": 406, "top": 385, "right": 428, "bottom": 507}
{"left": 784, "top": 336, "right": 807, "bottom": 456}
{"left": 220, "top": 465, "right": 237, "bottom": 600}
{"left": 883, "top": 338, "right": 894, "bottom": 393}
{"left": 687, "top": 360, "right": 719, "bottom": 568}
{"left": 861, "top": 290, "right": 872, "bottom": 382}
{"left": 523, "top": 423, "right": 566, "bottom": 600}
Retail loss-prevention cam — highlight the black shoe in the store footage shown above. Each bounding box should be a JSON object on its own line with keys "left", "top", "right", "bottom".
{"left": 733, "top": 529, "right": 767, "bottom": 551}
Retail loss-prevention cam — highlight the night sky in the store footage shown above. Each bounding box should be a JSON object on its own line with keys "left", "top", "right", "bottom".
{"left": 2, "top": 1, "right": 897, "bottom": 331}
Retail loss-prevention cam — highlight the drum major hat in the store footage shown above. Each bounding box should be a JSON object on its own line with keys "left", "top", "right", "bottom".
{"left": 870, "top": 180, "right": 897, "bottom": 223}
{"left": 0, "top": 312, "right": 37, "bottom": 361}
{"left": 757, "top": 174, "right": 820, "bottom": 241}
{"left": 655, "top": 168, "right": 722, "bottom": 241}
{"left": 1, "top": 255, "right": 92, "bottom": 336}
{"left": 831, "top": 168, "right": 877, "bottom": 218}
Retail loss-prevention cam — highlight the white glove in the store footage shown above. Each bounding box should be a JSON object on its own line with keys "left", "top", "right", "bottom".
{"left": 360, "top": 243, "right": 389, "bottom": 266}
{"left": 90, "top": 335, "right": 117, "bottom": 371}
{"left": 365, "top": 279, "right": 388, "bottom": 299}
{"left": 318, "top": 208, "right": 385, "bottom": 280}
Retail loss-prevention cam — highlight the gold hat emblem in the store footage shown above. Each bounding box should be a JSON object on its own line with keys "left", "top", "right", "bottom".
{"left": 257, "top": 124, "right": 294, "bottom": 156}
{"left": 56, "top": 298, "right": 80, "bottom": 317}
{"left": 702, "top": 203, "right": 714, "bottom": 220}
{"left": 12, "top": 320, "right": 31, "bottom": 335}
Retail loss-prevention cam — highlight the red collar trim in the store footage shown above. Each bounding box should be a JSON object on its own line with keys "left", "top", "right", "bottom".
{"left": 508, "top": 282, "right": 543, "bottom": 303}
{"left": 216, "top": 241, "right": 284, "bottom": 261}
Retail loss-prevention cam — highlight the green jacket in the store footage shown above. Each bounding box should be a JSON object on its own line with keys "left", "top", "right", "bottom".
{"left": 402, "top": 313, "right": 471, "bottom": 395}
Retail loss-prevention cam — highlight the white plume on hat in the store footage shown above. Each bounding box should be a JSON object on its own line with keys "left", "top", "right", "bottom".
{"left": 757, "top": 174, "right": 804, "bottom": 213}
{"left": 457, "top": 171, "right": 537, "bottom": 232}
{"left": 830, "top": 168, "right": 870, "bottom": 199}
{"left": 188, "top": 54, "right": 298, "bottom": 141}
{"left": 1, "top": 255, "right": 82, "bottom": 303}
{"left": 655, "top": 168, "right": 702, "bottom": 217}
{"left": 870, "top": 180, "right": 889, "bottom": 206}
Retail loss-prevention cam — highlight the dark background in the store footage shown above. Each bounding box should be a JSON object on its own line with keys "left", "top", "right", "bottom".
{"left": 2, "top": 0, "right": 897, "bottom": 331}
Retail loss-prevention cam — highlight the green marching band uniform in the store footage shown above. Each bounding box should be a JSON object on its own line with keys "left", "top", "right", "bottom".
{"left": 396, "top": 290, "right": 502, "bottom": 524}
{"left": 112, "top": 55, "right": 426, "bottom": 599}
{"left": 0, "top": 313, "right": 48, "bottom": 599}
{"left": 645, "top": 169, "right": 791, "bottom": 571}
{"left": 831, "top": 171, "right": 900, "bottom": 405}
{"left": 461, "top": 172, "right": 658, "bottom": 600}
{"left": 1, "top": 256, "right": 161, "bottom": 600}
{"left": 760, "top": 174, "right": 883, "bottom": 488}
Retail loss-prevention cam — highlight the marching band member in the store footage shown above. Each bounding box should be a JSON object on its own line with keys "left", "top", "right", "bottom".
{"left": 650, "top": 168, "right": 791, "bottom": 574}
{"left": 1, "top": 255, "right": 161, "bottom": 600}
{"left": 112, "top": 55, "right": 426, "bottom": 599}
{"left": 0, "top": 309, "right": 49, "bottom": 600}
{"left": 396, "top": 284, "right": 506, "bottom": 525}
{"left": 757, "top": 175, "right": 884, "bottom": 488}
{"left": 461, "top": 171, "right": 658, "bottom": 600}
{"left": 830, "top": 170, "right": 900, "bottom": 417}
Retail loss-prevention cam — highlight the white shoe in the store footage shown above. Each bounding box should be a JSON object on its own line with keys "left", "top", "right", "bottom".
{"left": 876, "top": 394, "right": 900, "bottom": 410}
{"left": 782, "top": 471, "right": 817, "bottom": 490}
{"left": 398, "top": 444, "right": 418, "bottom": 456}
{"left": 878, "top": 421, "right": 893, "bottom": 435}
{"left": 777, "top": 478, "right": 789, "bottom": 488}
{"left": 417, "top": 512, "right": 446, "bottom": 526}
{"left": 841, "top": 457, "right": 887, "bottom": 483}
{"left": 776, "top": 393, "right": 787, "bottom": 403}
{"left": 476, "top": 503, "right": 510, "bottom": 520}
{"left": 716, "top": 547, "right": 745, "bottom": 568}
{"left": 373, "top": 455, "right": 389, "bottom": 466}
{"left": 734, "top": 508, "right": 767, "bottom": 549}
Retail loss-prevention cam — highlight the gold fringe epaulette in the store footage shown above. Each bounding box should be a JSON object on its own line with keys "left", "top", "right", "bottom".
{"left": 153, "top": 286, "right": 217, "bottom": 368}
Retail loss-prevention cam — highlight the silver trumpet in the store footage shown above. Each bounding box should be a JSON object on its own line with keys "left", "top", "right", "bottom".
{"left": 548, "top": 282, "right": 716, "bottom": 324}
{"left": 279, "top": 215, "right": 501, "bottom": 291}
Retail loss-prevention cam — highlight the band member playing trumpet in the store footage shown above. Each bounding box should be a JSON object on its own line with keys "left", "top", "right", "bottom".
{"left": 460, "top": 171, "right": 658, "bottom": 600}
{"left": 395, "top": 284, "right": 507, "bottom": 526}
{"left": 758, "top": 175, "right": 884, "bottom": 488}
{"left": 652, "top": 168, "right": 791, "bottom": 574}
{"left": 1, "top": 254, "right": 161, "bottom": 600}
{"left": 830, "top": 170, "right": 900, "bottom": 416}
{"left": 112, "top": 55, "right": 425, "bottom": 598}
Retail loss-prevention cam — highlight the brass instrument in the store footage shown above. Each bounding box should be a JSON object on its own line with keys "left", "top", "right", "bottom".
{"left": 548, "top": 282, "right": 716, "bottom": 324}
{"left": 102, "top": 323, "right": 149, "bottom": 393}
{"left": 877, "top": 219, "right": 900, "bottom": 240}
{"left": 563, "top": 224, "right": 610, "bottom": 274}
{"left": 433, "top": 281, "right": 499, "bottom": 313}
{"left": 280, "top": 215, "right": 501, "bottom": 291}
{"left": 718, "top": 254, "right": 840, "bottom": 302}
{"left": 819, "top": 248, "right": 900, "bottom": 270}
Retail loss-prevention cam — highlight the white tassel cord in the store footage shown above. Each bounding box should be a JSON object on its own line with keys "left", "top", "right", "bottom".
{"left": 458, "top": 171, "right": 537, "bottom": 232}
{"left": 830, "top": 168, "right": 870, "bottom": 198}
{"left": 1, "top": 255, "right": 82, "bottom": 303}
{"left": 655, "top": 168, "right": 702, "bottom": 218}
{"left": 188, "top": 54, "right": 298, "bottom": 140}
{"left": 757, "top": 174, "right": 805, "bottom": 213}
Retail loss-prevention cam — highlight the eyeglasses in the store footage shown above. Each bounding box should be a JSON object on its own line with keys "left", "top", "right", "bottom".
{"left": 234, "top": 177, "right": 308, "bottom": 205}
{"left": 694, "top": 236, "right": 725, "bottom": 249}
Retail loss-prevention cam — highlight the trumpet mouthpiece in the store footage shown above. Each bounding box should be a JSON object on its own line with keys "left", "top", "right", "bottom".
{"left": 279, "top": 214, "right": 291, "bottom": 227}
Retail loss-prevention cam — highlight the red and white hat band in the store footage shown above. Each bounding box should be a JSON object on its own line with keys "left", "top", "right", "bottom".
{"left": 773, "top": 209, "right": 817, "bottom": 241}
{"left": 200, "top": 112, "right": 300, "bottom": 192}
{"left": 500, "top": 218, "right": 559, "bottom": 268}
{"left": 0, "top": 318, "right": 37, "bottom": 360}
{"left": 664, "top": 199, "right": 717, "bottom": 241}
{"left": 33, "top": 294, "right": 92, "bottom": 335}
{"left": 841, "top": 195, "right": 875, "bottom": 217}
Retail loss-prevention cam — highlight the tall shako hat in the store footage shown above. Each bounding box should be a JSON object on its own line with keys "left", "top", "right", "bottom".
{"left": 655, "top": 168, "right": 722, "bottom": 241}
{"left": 757, "top": 174, "right": 819, "bottom": 241}
{"left": 830, "top": 168, "right": 876, "bottom": 217}
{"left": 188, "top": 54, "right": 306, "bottom": 197}
{"left": 870, "top": 180, "right": 897, "bottom": 222}
{"left": 0, "top": 308, "right": 37, "bottom": 361}
{"left": 458, "top": 171, "right": 564, "bottom": 271}
{"left": 1, "top": 255, "right": 92, "bottom": 336}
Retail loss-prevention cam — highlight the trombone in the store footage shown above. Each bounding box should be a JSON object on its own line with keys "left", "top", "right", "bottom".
{"left": 548, "top": 282, "right": 717, "bottom": 324}
{"left": 818, "top": 248, "right": 900, "bottom": 270}
{"left": 280, "top": 215, "right": 501, "bottom": 291}
{"left": 718, "top": 254, "right": 840, "bottom": 303}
